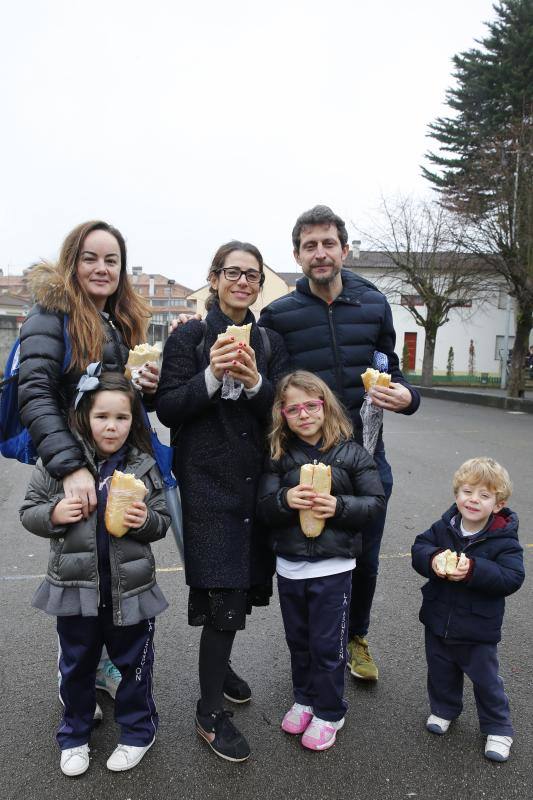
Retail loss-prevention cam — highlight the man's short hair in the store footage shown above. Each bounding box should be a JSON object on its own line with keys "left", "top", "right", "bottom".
{"left": 292, "top": 205, "right": 348, "bottom": 251}
{"left": 452, "top": 457, "right": 512, "bottom": 504}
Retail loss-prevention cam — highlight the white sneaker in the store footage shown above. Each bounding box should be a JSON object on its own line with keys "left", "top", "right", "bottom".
{"left": 60, "top": 744, "right": 90, "bottom": 776}
{"left": 95, "top": 659, "right": 122, "bottom": 699}
{"left": 106, "top": 739, "right": 155, "bottom": 772}
{"left": 426, "top": 714, "right": 451, "bottom": 735}
{"left": 485, "top": 735, "right": 512, "bottom": 762}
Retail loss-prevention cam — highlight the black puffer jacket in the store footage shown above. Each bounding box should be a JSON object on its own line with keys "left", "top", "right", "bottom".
{"left": 18, "top": 264, "right": 131, "bottom": 479}
{"left": 257, "top": 439, "right": 386, "bottom": 560}
{"left": 259, "top": 269, "right": 420, "bottom": 442}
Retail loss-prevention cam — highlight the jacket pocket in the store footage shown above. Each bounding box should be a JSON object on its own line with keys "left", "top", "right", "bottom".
{"left": 421, "top": 581, "right": 440, "bottom": 600}
{"left": 471, "top": 600, "right": 502, "bottom": 619}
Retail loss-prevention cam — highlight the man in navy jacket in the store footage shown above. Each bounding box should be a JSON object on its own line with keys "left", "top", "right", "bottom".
{"left": 259, "top": 204, "right": 420, "bottom": 681}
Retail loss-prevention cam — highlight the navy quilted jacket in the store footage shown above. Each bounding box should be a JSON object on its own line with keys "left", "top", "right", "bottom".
{"left": 258, "top": 269, "right": 420, "bottom": 441}
{"left": 411, "top": 506, "right": 524, "bottom": 644}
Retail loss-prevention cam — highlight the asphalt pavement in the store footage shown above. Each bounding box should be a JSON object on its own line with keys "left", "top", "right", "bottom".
{"left": 1, "top": 396, "right": 532, "bottom": 800}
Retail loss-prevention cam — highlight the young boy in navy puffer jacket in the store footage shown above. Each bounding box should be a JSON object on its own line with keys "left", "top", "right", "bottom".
{"left": 412, "top": 457, "right": 524, "bottom": 763}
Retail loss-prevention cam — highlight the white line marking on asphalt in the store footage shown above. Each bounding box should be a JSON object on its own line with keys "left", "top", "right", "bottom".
{"left": 0, "top": 565, "right": 184, "bottom": 581}
{"left": 3, "top": 550, "right": 532, "bottom": 580}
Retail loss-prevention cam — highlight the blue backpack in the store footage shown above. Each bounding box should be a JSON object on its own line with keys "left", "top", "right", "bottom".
{"left": 0, "top": 315, "right": 71, "bottom": 464}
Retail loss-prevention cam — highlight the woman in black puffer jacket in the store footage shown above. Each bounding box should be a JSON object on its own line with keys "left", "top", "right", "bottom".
{"left": 19, "top": 220, "right": 157, "bottom": 514}
{"left": 18, "top": 220, "right": 159, "bottom": 699}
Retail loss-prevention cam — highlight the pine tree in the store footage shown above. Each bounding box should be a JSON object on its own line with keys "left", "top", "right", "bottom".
{"left": 423, "top": 0, "right": 533, "bottom": 398}
{"left": 402, "top": 341, "right": 411, "bottom": 373}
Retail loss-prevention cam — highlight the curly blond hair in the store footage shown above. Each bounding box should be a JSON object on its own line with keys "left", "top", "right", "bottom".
{"left": 452, "top": 457, "right": 512, "bottom": 504}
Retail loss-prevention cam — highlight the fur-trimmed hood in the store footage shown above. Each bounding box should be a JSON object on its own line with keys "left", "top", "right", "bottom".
{"left": 28, "top": 262, "right": 71, "bottom": 314}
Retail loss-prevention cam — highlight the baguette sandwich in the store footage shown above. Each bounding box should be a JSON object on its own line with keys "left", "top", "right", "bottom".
{"left": 126, "top": 343, "right": 161, "bottom": 369}
{"left": 361, "top": 367, "right": 392, "bottom": 393}
{"left": 217, "top": 323, "right": 252, "bottom": 346}
{"left": 299, "top": 462, "right": 332, "bottom": 538}
{"left": 433, "top": 549, "right": 468, "bottom": 575}
{"left": 105, "top": 470, "right": 147, "bottom": 538}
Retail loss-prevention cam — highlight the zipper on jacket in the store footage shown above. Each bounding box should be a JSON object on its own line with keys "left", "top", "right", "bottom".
{"left": 327, "top": 305, "right": 343, "bottom": 394}
{"left": 442, "top": 535, "right": 486, "bottom": 639}
{"left": 110, "top": 537, "right": 123, "bottom": 626}
{"left": 94, "top": 518, "right": 101, "bottom": 608}
{"left": 105, "top": 317, "right": 126, "bottom": 370}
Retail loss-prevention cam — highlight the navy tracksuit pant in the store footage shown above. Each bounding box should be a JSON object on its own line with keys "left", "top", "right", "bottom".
{"left": 57, "top": 607, "right": 157, "bottom": 750}
{"left": 425, "top": 629, "right": 514, "bottom": 736}
{"left": 277, "top": 570, "right": 351, "bottom": 722}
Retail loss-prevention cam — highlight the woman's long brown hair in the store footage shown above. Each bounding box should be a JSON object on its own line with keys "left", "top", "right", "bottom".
{"left": 269, "top": 371, "right": 353, "bottom": 460}
{"left": 56, "top": 221, "right": 151, "bottom": 371}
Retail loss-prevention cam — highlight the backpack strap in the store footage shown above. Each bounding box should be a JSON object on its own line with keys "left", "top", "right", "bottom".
{"left": 258, "top": 326, "right": 271, "bottom": 364}
{"left": 195, "top": 320, "right": 208, "bottom": 364}
{"left": 61, "top": 315, "right": 72, "bottom": 371}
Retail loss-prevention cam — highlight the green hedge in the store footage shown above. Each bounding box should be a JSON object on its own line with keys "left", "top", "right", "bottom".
{"left": 406, "top": 373, "right": 501, "bottom": 387}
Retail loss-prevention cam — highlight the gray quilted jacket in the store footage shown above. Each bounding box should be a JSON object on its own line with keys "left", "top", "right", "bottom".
{"left": 20, "top": 446, "right": 170, "bottom": 625}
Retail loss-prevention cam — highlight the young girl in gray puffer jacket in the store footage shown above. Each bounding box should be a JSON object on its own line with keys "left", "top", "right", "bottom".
{"left": 20, "top": 370, "right": 170, "bottom": 778}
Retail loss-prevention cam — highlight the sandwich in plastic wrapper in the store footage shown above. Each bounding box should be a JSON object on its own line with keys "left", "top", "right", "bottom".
{"left": 219, "top": 323, "right": 251, "bottom": 401}
{"left": 105, "top": 470, "right": 147, "bottom": 538}
{"left": 360, "top": 351, "right": 389, "bottom": 456}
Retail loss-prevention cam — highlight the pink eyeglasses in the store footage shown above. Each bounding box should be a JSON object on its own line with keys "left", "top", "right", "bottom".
{"left": 281, "top": 399, "right": 324, "bottom": 419}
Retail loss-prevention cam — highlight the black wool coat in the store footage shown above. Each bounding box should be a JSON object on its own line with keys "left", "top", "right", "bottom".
{"left": 156, "top": 303, "right": 290, "bottom": 590}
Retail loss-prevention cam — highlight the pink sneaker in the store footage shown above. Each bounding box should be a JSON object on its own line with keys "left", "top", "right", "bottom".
{"left": 281, "top": 703, "right": 314, "bottom": 734}
{"left": 301, "top": 716, "right": 345, "bottom": 751}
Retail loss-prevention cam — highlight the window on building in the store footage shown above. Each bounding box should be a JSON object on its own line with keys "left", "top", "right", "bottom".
{"left": 449, "top": 298, "right": 472, "bottom": 308}
{"left": 401, "top": 294, "right": 424, "bottom": 307}
{"left": 495, "top": 335, "right": 515, "bottom": 360}
{"left": 498, "top": 288, "right": 510, "bottom": 310}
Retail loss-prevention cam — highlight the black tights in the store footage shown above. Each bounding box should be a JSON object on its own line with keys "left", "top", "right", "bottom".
{"left": 198, "top": 625, "right": 236, "bottom": 714}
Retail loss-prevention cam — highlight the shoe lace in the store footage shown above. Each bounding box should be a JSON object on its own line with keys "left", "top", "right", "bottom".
{"left": 64, "top": 746, "right": 88, "bottom": 761}
{"left": 113, "top": 743, "right": 132, "bottom": 756}
{"left": 354, "top": 639, "right": 372, "bottom": 663}
{"left": 211, "top": 709, "right": 239, "bottom": 736}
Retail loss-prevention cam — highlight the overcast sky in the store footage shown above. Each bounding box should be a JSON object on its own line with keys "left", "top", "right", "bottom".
{"left": 1, "top": 0, "right": 497, "bottom": 289}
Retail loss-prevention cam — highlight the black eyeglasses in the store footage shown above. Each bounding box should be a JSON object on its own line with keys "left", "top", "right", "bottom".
{"left": 216, "top": 267, "right": 264, "bottom": 285}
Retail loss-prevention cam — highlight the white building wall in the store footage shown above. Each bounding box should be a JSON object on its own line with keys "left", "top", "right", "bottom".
{"left": 357, "top": 268, "right": 514, "bottom": 375}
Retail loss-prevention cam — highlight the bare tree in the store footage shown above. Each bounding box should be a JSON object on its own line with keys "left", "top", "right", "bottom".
{"left": 356, "top": 197, "right": 500, "bottom": 387}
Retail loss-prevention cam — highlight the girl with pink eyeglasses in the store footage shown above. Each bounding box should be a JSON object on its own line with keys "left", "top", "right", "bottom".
{"left": 257, "top": 371, "right": 385, "bottom": 751}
